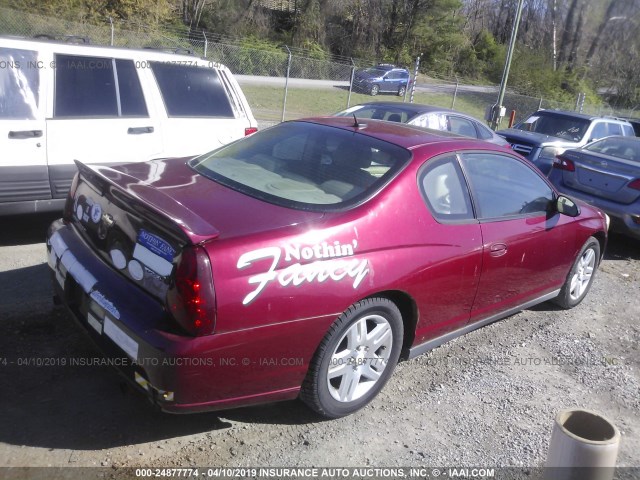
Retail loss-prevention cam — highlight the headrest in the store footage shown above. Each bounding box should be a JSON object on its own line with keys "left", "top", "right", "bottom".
{"left": 332, "top": 141, "right": 372, "bottom": 170}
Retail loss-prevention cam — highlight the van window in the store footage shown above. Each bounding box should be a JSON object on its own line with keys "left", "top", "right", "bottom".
{"left": 0, "top": 47, "right": 39, "bottom": 119}
{"left": 55, "top": 55, "right": 118, "bottom": 117}
{"left": 150, "top": 62, "right": 234, "bottom": 117}
{"left": 54, "top": 55, "right": 148, "bottom": 118}
{"left": 115, "top": 59, "right": 148, "bottom": 117}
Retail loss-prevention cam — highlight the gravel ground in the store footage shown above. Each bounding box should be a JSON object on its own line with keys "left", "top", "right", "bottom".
{"left": 0, "top": 213, "right": 638, "bottom": 474}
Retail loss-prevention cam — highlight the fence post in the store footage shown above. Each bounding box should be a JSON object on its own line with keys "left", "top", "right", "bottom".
{"left": 109, "top": 16, "right": 114, "bottom": 46}
{"left": 346, "top": 58, "right": 356, "bottom": 108}
{"left": 451, "top": 76, "right": 459, "bottom": 109}
{"left": 576, "top": 92, "right": 586, "bottom": 113}
{"left": 409, "top": 53, "right": 422, "bottom": 104}
{"left": 203, "top": 30, "right": 207, "bottom": 58}
{"left": 539, "top": 97, "right": 543, "bottom": 110}
{"left": 282, "top": 45, "right": 292, "bottom": 123}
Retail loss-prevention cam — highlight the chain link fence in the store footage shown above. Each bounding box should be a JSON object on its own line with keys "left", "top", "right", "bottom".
{"left": 0, "top": 6, "right": 632, "bottom": 129}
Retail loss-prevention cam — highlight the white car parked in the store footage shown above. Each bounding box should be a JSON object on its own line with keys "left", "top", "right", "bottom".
{"left": 0, "top": 35, "right": 257, "bottom": 215}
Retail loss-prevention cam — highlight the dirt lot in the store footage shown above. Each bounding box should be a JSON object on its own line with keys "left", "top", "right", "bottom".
{"left": 0, "top": 212, "right": 638, "bottom": 475}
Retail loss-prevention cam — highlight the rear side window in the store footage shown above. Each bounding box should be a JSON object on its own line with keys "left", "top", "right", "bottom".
{"left": 448, "top": 116, "right": 477, "bottom": 138}
{"left": 55, "top": 55, "right": 147, "bottom": 117}
{"left": 151, "top": 62, "right": 234, "bottom": 117}
{"left": 419, "top": 156, "right": 474, "bottom": 221}
{"left": 0, "top": 47, "right": 39, "bottom": 119}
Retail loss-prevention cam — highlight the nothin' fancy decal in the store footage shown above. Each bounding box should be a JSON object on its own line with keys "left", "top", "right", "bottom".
{"left": 237, "top": 239, "right": 369, "bottom": 305}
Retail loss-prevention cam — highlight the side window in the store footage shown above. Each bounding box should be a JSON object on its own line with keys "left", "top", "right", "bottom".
{"left": 115, "top": 59, "right": 148, "bottom": 117}
{"left": 419, "top": 156, "right": 474, "bottom": 221}
{"left": 422, "top": 113, "right": 447, "bottom": 131}
{"left": 460, "top": 153, "right": 553, "bottom": 219}
{"left": 0, "top": 47, "right": 39, "bottom": 119}
{"left": 475, "top": 123, "right": 494, "bottom": 140}
{"left": 150, "top": 62, "right": 234, "bottom": 117}
{"left": 448, "top": 116, "right": 478, "bottom": 138}
{"left": 590, "top": 122, "right": 608, "bottom": 141}
{"left": 622, "top": 124, "right": 635, "bottom": 136}
{"left": 55, "top": 55, "right": 117, "bottom": 117}
{"left": 607, "top": 123, "right": 622, "bottom": 136}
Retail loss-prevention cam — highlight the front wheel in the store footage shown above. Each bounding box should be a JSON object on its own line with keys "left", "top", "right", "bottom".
{"left": 300, "top": 297, "right": 403, "bottom": 418}
{"left": 553, "top": 237, "right": 600, "bottom": 309}
{"left": 398, "top": 85, "right": 406, "bottom": 97}
{"left": 369, "top": 84, "right": 379, "bottom": 96}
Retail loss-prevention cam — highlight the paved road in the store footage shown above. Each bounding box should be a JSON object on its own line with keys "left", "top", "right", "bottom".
{"left": 236, "top": 74, "right": 500, "bottom": 95}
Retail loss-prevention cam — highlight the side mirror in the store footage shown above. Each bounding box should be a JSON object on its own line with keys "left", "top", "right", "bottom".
{"left": 556, "top": 195, "right": 580, "bottom": 217}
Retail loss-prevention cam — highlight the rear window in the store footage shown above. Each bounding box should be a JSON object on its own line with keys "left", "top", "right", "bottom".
{"left": 151, "top": 62, "right": 234, "bottom": 117}
{"left": 584, "top": 137, "right": 640, "bottom": 163}
{"left": 336, "top": 105, "right": 419, "bottom": 122}
{"left": 189, "top": 122, "right": 411, "bottom": 210}
{"left": 515, "top": 112, "right": 590, "bottom": 142}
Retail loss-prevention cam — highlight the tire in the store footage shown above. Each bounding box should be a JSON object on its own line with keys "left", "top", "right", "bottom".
{"left": 553, "top": 237, "right": 600, "bottom": 309}
{"left": 300, "top": 297, "right": 403, "bottom": 418}
{"left": 398, "top": 85, "right": 406, "bottom": 97}
{"left": 370, "top": 84, "right": 379, "bottom": 96}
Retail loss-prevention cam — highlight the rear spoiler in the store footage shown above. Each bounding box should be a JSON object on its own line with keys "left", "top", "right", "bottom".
{"left": 74, "top": 160, "right": 220, "bottom": 244}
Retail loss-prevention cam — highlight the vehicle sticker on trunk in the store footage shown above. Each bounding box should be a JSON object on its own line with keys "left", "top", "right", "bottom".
{"left": 237, "top": 239, "right": 370, "bottom": 305}
{"left": 133, "top": 230, "right": 175, "bottom": 277}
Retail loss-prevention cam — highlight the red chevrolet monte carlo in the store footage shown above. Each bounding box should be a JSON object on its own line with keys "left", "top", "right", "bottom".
{"left": 46, "top": 117, "right": 608, "bottom": 418}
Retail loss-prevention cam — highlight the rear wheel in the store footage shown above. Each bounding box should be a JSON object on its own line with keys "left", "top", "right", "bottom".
{"left": 300, "top": 297, "right": 403, "bottom": 418}
{"left": 370, "top": 84, "right": 379, "bottom": 96}
{"left": 398, "top": 85, "right": 406, "bottom": 97}
{"left": 553, "top": 237, "right": 600, "bottom": 309}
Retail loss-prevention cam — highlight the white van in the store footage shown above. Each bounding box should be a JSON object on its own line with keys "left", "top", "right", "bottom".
{"left": 0, "top": 35, "right": 257, "bottom": 215}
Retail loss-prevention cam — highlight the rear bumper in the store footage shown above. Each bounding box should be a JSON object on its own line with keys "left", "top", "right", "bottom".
{"left": 46, "top": 220, "right": 311, "bottom": 413}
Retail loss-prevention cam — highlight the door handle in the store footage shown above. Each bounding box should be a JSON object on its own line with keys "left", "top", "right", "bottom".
{"left": 489, "top": 243, "right": 508, "bottom": 257}
{"left": 127, "top": 126, "right": 154, "bottom": 134}
{"left": 8, "top": 130, "right": 43, "bottom": 139}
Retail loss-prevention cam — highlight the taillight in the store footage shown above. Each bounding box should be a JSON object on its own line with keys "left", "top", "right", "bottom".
{"left": 553, "top": 154, "right": 575, "bottom": 172}
{"left": 167, "top": 246, "right": 216, "bottom": 336}
{"left": 63, "top": 173, "right": 80, "bottom": 222}
{"left": 629, "top": 179, "right": 640, "bottom": 191}
{"left": 244, "top": 127, "right": 258, "bottom": 136}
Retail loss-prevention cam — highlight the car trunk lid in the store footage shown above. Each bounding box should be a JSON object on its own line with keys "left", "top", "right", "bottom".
{"left": 561, "top": 151, "right": 640, "bottom": 204}
{"left": 69, "top": 159, "right": 325, "bottom": 302}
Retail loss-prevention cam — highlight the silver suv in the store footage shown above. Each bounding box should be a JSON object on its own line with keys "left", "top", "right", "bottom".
{"left": 497, "top": 110, "right": 635, "bottom": 174}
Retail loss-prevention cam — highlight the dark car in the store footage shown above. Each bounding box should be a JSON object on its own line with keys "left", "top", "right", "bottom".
{"left": 549, "top": 135, "right": 640, "bottom": 239}
{"left": 335, "top": 102, "right": 510, "bottom": 147}
{"left": 497, "top": 110, "right": 635, "bottom": 175}
{"left": 352, "top": 65, "right": 411, "bottom": 96}
{"left": 47, "top": 118, "right": 607, "bottom": 419}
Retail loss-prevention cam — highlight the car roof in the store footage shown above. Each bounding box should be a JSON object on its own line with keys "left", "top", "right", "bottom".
{"left": 297, "top": 116, "right": 497, "bottom": 151}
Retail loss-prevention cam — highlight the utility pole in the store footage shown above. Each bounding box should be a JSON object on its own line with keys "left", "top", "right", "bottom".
{"left": 489, "top": 0, "right": 525, "bottom": 130}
